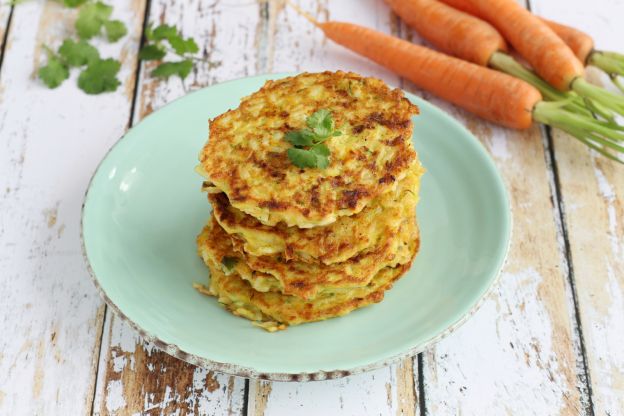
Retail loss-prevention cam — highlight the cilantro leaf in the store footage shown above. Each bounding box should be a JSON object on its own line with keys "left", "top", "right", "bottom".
{"left": 306, "top": 109, "right": 334, "bottom": 138}
{"left": 287, "top": 148, "right": 319, "bottom": 169}
{"left": 310, "top": 144, "right": 330, "bottom": 168}
{"left": 76, "top": 2, "right": 113, "bottom": 39}
{"left": 151, "top": 60, "right": 193, "bottom": 80}
{"left": 287, "top": 146, "right": 329, "bottom": 169}
{"left": 138, "top": 44, "right": 166, "bottom": 60}
{"left": 284, "top": 110, "right": 339, "bottom": 169}
{"left": 221, "top": 256, "right": 238, "bottom": 275}
{"left": 104, "top": 20, "right": 127, "bottom": 42}
{"left": 38, "top": 57, "right": 69, "bottom": 88}
{"left": 169, "top": 36, "right": 199, "bottom": 55}
{"left": 63, "top": 0, "right": 88, "bottom": 7}
{"left": 285, "top": 130, "right": 316, "bottom": 147}
{"left": 77, "top": 58, "right": 121, "bottom": 94}
{"left": 310, "top": 143, "right": 330, "bottom": 157}
{"left": 58, "top": 39, "right": 99, "bottom": 67}
{"left": 151, "top": 24, "right": 178, "bottom": 41}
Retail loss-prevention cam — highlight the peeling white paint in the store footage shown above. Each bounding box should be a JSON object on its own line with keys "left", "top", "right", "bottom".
{"left": 105, "top": 380, "right": 126, "bottom": 413}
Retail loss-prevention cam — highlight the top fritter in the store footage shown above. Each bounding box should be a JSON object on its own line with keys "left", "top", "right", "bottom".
{"left": 199, "top": 71, "right": 419, "bottom": 228}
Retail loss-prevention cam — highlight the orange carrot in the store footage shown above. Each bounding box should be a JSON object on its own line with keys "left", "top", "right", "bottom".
{"left": 439, "top": 0, "right": 595, "bottom": 64}
{"left": 436, "top": 0, "right": 624, "bottom": 115}
{"left": 384, "top": 0, "right": 602, "bottom": 118}
{"left": 318, "top": 21, "right": 539, "bottom": 129}
{"left": 439, "top": 0, "right": 583, "bottom": 91}
{"left": 540, "top": 18, "right": 594, "bottom": 64}
{"left": 539, "top": 18, "right": 624, "bottom": 93}
{"left": 384, "top": 0, "right": 506, "bottom": 67}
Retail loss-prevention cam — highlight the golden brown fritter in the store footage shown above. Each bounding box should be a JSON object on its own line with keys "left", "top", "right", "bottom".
{"left": 196, "top": 231, "right": 419, "bottom": 331}
{"left": 210, "top": 162, "right": 424, "bottom": 265}
{"left": 198, "top": 214, "right": 418, "bottom": 300}
{"left": 198, "top": 71, "right": 419, "bottom": 228}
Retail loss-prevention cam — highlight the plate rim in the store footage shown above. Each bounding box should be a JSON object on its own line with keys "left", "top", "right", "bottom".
{"left": 80, "top": 72, "right": 512, "bottom": 381}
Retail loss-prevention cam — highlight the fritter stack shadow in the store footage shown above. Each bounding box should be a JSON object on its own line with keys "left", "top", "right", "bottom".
{"left": 195, "top": 71, "right": 424, "bottom": 331}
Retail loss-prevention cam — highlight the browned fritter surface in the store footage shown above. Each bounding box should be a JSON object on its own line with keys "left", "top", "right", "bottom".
{"left": 209, "top": 162, "right": 423, "bottom": 264}
{"left": 198, "top": 214, "right": 419, "bottom": 300}
{"left": 197, "top": 231, "right": 419, "bottom": 330}
{"left": 199, "top": 71, "right": 419, "bottom": 228}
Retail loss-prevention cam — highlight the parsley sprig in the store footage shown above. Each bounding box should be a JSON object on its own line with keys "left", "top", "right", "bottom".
{"left": 35, "top": 1, "right": 202, "bottom": 94}
{"left": 37, "top": 1, "right": 126, "bottom": 94}
{"left": 138, "top": 24, "right": 200, "bottom": 80}
{"left": 285, "top": 109, "right": 342, "bottom": 169}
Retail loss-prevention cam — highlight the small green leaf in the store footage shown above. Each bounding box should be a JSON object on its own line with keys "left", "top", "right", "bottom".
{"left": 221, "top": 256, "right": 238, "bottom": 275}
{"left": 285, "top": 130, "right": 315, "bottom": 147}
{"left": 169, "top": 36, "right": 199, "bottom": 55}
{"left": 151, "top": 59, "right": 193, "bottom": 80}
{"left": 287, "top": 148, "right": 318, "bottom": 169}
{"left": 38, "top": 57, "right": 69, "bottom": 88}
{"left": 144, "top": 23, "right": 155, "bottom": 41}
{"left": 306, "top": 109, "right": 333, "bottom": 138}
{"left": 332, "top": 130, "right": 342, "bottom": 136}
{"left": 151, "top": 24, "right": 178, "bottom": 41}
{"left": 138, "top": 44, "right": 166, "bottom": 61}
{"left": 104, "top": 20, "right": 127, "bottom": 42}
{"left": 77, "top": 58, "right": 121, "bottom": 94}
{"left": 310, "top": 143, "right": 330, "bottom": 157}
{"left": 75, "top": 1, "right": 113, "bottom": 39}
{"left": 310, "top": 144, "right": 330, "bottom": 168}
{"left": 58, "top": 39, "right": 99, "bottom": 67}
{"left": 63, "top": 0, "right": 88, "bottom": 7}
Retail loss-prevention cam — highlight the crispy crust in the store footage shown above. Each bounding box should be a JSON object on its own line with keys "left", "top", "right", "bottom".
{"left": 210, "top": 162, "right": 424, "bottom": 265}
{"left": 196, "top": 234, "right": 419, "bottom": 331}
{"left": 198, "top": 214, "right": 419, "bottom": 300}
{"left": 199, "top": 71, "right": 419, "bottom": 228}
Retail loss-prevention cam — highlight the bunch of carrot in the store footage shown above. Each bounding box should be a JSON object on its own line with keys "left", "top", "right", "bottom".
{"left": 286, "top": 0, "right": 624, "bottom": 163}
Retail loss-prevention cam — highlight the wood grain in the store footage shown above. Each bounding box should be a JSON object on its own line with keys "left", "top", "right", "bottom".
{"left": 391, "top": 0, "right": 592, "bottom": 413}
{"left": 531, "top": 0, "right": 624, "bottom": 413}
{"left": 0, "top": 3, "right": 11, "bottom": 55}
{"left": 0, "top": 0, "right": 146, "bottom": 414}
{"left": 249, "top": 360, "right": 417, "bottom": 416}
{"left": 91, "top": 1, "right": 260, "bottom": 414}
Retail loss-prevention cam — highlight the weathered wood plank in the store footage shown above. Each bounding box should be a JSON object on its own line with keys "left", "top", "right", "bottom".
{"left": 248, "top": 360, "right": 418, "bottom": 416}
{"left": 91, "top": 0, "right": 261, "bottom": 413}
{"left": 246, "top": 2, "right": 418, "bottom": 415}
{"left": 92, "top": 313, "right": 246, "bottom": 416}
{"left": 0, "top": 0, "right": 146, "bottom": 414}
{"left": 0, "top": 3, "right": 11, "bottom": 55}
{"left": 531, "top": 0, "right": 624, "bottom": 413}
{"left": 389, "top": 0, "right": 590, "bottom": 413}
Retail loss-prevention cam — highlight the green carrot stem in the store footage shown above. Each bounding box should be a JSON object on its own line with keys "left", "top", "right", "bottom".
{"left": 533, "top": 101, "right": 624, "bottom": 164}
{"left": 489, "top": 52, "right": 594, "bottom": 118}
{"left": 572, "top": 77, "right": 624, "bottom": 117}
{"left": 589, "top": 50, "right": 624, "bottom": 76}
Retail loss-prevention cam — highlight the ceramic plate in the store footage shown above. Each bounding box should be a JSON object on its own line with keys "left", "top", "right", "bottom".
{"left": 81, "top": 73, "right": 511, "bottom": 381}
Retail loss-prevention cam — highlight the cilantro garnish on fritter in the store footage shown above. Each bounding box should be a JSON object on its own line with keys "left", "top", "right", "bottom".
{"left": 285, "top": 109, "right": 342, "bottom": 169}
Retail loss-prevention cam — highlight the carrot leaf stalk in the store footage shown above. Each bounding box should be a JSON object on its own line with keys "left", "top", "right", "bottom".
{"left": 488, "top": 52, "right": 596, "bottom": 118}
{"left": 571, "top": 77, "right": 624, "bottom": 117}
{"left": 588, "top": 51, "right": 624, "bottom": 94}
{"left": 533, "top": 101, "right": 624, "bottom": 163}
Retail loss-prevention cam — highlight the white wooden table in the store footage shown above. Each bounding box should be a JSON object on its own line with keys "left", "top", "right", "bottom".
{"left": 1, "top": 0, "right": 623, "bottom": 414}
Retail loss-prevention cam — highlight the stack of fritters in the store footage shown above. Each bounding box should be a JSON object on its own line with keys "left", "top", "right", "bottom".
{"left": 195, "top": 71, "right": 424, "bottom": 331}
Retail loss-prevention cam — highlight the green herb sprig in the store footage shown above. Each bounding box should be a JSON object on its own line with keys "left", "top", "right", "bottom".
{"left": 37, "top": 1, "right": 127, "bottom": 94}
{"left": 285, "top": 109, "right": 342, "bottom": 169}
{"left": 138, "top": 24, "right": 200, "bottom": 80}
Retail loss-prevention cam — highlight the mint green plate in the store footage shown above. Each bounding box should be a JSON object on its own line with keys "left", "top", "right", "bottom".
{"left": 82, "top": 73, "right": 510, "bottom": 381}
